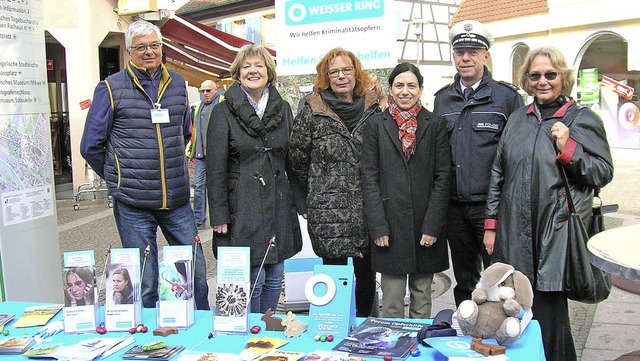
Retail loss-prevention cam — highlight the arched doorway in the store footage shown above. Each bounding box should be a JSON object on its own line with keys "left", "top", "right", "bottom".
{"left": 511, "top": 43, "right": 529, "bottom": 86}
{"left": 576, "top": 33, "right": 640, "bottom": 149}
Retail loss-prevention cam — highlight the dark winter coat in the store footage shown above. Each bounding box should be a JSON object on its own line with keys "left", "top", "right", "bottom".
{"left": 206, "top": 83, "right": 302, "bottom": 267}
{"left": 288, "top": 88, "right": 380, "bottom": 259}
{"left": 433, "top": 67, "right": 523, "bottom": 202}
{"left": 362, "top": 107, "right": 451, "bottom": 275}
{"left": 486, "top": 99, "right": 613, "bottom": 291}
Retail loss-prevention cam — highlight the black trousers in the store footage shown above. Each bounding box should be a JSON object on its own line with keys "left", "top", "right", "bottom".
{"left": 446, "top": 201, "right": 492, "bottom": 306}
{"left": 323, "top": 253, "right": 377, "bottom": 317}
{"left": 532, "top": 290, "right": 577, "bottom": 361}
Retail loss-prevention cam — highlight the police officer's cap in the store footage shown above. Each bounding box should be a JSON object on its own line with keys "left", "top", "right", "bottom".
{"left": 449, "top": 20, "right": 494, "bottom": 50}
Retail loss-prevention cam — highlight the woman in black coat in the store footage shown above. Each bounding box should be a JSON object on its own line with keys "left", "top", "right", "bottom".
{"left": 362, "top": 62, "right": 450, "bottom": 318}
{"left": 206, "top": 45, "right": 302, "bottom": 313}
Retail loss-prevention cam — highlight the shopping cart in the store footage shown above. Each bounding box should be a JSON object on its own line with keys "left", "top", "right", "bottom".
{"left": 73, "top": 163, "right": 112, "bottom": 210}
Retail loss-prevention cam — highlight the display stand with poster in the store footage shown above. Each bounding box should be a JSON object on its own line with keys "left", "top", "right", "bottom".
{"left": 156, "top": 246, "right": 194, "bottom": 329}
{"left": 62, "top": 250, "right": 99, "bottom": 334}
{"left": 104, "top": 248, "right": 142, "bottom": 331}
{"left": 213, "top": 246, "right": 250, "bottom": 335}
{"left": 306, "top": 262, "right": 357, "bottom": 340}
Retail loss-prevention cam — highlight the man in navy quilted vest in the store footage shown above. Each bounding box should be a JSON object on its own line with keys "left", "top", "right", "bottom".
{"left": 80, "top": 20, "right": 209, "bottom": 310}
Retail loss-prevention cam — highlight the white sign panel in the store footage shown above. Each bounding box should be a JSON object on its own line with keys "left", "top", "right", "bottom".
{"left": 276, "top": 0, "right": 397, "bottom": 75}
{"left": 0, "top": 0, "right": 54, "bottom": 226}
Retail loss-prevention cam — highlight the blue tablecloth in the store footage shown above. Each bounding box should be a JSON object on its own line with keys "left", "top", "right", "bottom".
{"left": 0, "top": 301, "right": 545, "bottom": 360}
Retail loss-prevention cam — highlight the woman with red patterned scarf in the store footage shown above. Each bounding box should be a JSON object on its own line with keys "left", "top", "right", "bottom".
{"left": 362, "top": 62, "right": 451, "bottom": 318}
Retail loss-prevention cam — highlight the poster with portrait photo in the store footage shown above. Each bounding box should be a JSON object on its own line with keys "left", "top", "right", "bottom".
{"left": 62, "top": 266, "right": 97, "bottom": 308}
{"left": 105, "top": 249, "right": 143, "bottom": 332}
{"left": 62, "top": 250, "right": 100, "bottom": 334}
{"left": 106, "top": 264, "right": 139, "bottom": 306}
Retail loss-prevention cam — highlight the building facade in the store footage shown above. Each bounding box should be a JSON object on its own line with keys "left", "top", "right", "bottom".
{"left": 456, "top": 0, "right": 640, "bottom": 149}
{"left": 44, "top": 0, "right": 640, "bottom": 192}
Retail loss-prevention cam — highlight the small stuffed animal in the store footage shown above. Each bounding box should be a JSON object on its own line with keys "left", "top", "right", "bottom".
{"left": 456, "top": 262, "right": 534, "bottom": 345}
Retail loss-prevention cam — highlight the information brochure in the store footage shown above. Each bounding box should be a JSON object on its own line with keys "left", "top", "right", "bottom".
{"left": 156, "top": 246, "right": 195, "bottom": 329}
{"left": 62, "top": 250, "right": 99, "bottom": 334}
{"left": 213, "top": 246, "right": 250, "bottom": 335}
{"left": 332, "top": 317, "right": 422, "bottom": 359}
{"left": 12, "top": 304, "right": 62, "bottom": 328}
{"left": 105, "top": 248, "right": 142, "bottom": 331}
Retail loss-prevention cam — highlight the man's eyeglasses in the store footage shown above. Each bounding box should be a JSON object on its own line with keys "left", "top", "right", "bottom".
{"left": 130, "top": 42, "right": 162, "bottom": 53}
{"left": 526, "top": 72, "right": 559, "bottom": 82}
{"left": 328, "top": 66, "right": 354, "bottom": 78}
{"left": 200, "top": 89, "right": 213, "bottom": 93}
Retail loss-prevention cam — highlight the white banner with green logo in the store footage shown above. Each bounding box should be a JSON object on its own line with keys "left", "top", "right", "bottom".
{"left": 275, "top": 0, "right": 397, "bottom": 75}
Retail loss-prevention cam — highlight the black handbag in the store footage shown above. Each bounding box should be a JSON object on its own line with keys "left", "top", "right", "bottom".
{"left": 559, "top": 165, "right": 612, "bottom": 303}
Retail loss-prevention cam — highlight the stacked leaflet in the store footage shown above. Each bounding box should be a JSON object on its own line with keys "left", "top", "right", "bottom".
{"left": 0, "top": 336, "right": 36, "bottom": 354}
{"left": 332, "top": 317, "right": 422, "bottom": 359}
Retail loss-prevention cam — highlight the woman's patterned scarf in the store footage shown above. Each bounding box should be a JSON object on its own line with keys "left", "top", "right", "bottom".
{"left": 389, "top": 98, "right": 421, "bottom": 159}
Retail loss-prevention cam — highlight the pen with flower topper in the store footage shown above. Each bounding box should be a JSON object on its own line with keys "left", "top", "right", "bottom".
{"left": 191, "top": 236, "right": 275, "bottom": 350}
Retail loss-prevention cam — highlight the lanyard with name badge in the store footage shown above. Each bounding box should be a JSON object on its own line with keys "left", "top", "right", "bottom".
{"left": 150, "top": 102, "right": 170, "bottom": 123}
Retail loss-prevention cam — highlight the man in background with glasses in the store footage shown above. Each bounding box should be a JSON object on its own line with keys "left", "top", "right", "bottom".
{"left": 186, "top": 80, "right": 224, "bottom": 229}
{"left": 433, "top": 20, "right": 524, "bottom": 307}
{"left": 81, "top": 20, "right": 210, "bottom": 310}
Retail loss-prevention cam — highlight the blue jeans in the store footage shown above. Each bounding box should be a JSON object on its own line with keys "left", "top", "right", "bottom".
{"left": 249, "top": 262, "right": 284, "bottom": 313}
{"left": 112, "top": 199, "right": 210, "bottom": 310}
{"left": 193, "top": 158, "right": 207, "bottom": 226}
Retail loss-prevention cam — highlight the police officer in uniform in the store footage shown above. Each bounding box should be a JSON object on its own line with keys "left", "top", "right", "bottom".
{"left": 433, "top": 20, "right": 524, "bottom": 306}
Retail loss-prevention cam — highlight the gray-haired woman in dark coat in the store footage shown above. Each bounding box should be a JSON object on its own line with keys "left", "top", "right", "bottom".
{"left": 483, "top": 46, "right": 613, "bottom": 361}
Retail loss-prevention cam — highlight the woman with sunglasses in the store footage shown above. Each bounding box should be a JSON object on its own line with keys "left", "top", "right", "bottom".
{"left": 288, "top": 47, "right": 383, "bottom": 317}
{"left": 483, "top": 46, "right": 613, "bottom": 361}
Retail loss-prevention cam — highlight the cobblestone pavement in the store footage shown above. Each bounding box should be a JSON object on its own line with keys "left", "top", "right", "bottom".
{"left": 56, "top": 195, "right": 218, "bottom": 305}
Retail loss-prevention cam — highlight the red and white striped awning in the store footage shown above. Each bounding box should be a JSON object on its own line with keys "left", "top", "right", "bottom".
{"left": 161, "top": 15, "right": 276, "bottom": 80}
